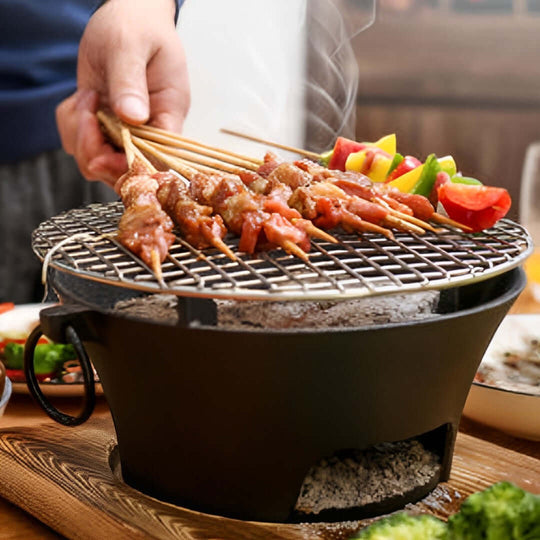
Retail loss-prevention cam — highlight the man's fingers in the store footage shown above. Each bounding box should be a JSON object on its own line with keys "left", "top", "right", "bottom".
{"left": 57, "top": 89, "right": 100, "bottom": 156}
{"left": 106, "top": 48, "right": 151, "bottom": 125}
{"left": 73, "top": 111, "right": 127, "bottom": 183}
{"left": 56, "top": 92, "right": 82, "bottom": 155}
{"left": 75, "top": 88, "right": 99, "bottom": 112}
{"left": 146, "top": 35, "right": 190, "bottom": 133}
{"left": 87, "top": 154, "right": 128, "bottom": 186}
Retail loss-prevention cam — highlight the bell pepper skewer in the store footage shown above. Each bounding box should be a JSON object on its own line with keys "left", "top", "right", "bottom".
{"left": 293, "top": 159, "right": 444, "bottom": 234}
{"left": 250, "top": 158, "right": 424, "bottom": 236}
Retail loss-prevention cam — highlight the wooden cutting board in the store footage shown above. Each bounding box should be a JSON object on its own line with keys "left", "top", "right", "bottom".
{"left": 0, "top": 417, "right": 538, "bottom": 540}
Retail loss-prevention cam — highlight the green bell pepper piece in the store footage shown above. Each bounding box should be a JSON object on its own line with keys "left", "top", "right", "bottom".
{"left": 410, "top": 154, "right": 440, "bottom": 197}
{"left": 450, "top": 175, "right": 483, "bottom": 186}
{"left": 3, "top": 342, "right": 77, "bottom": 375}
{"left": 387, "top": 153, "right": 404, "bottom": 177}
{"left": 318, "top": 150, "right": 333, "bottom": 167}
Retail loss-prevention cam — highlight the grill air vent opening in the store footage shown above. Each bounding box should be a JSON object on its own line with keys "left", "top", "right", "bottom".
{"left": 291, "top": 424, "right": 451, "bottom": 523}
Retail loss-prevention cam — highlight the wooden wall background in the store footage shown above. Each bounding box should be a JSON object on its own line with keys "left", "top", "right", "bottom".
{"left": 338, "top": 6, "right": 540, "bottom": 221}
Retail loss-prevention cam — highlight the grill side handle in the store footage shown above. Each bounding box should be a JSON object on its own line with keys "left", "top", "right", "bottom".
{"left": 39, "top": 304, "right": 100, "bottom": 343}
{"left": 22, "top": 304, "right": 99, "bottom": 426}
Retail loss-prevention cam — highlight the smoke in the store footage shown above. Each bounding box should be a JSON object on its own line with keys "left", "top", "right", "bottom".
{"left": 303, "top": 0, "right": 375, "bottom": 152}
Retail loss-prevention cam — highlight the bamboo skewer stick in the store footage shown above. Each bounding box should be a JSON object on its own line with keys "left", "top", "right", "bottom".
{"left": 431, "top": 213, "right": 473, "bottom": 232}
{"left": 129, "top": 125, "right": 262, "bottom": 169}
{"left": 132, "top": 137, "right": 199, "bottom": 179}
{"left": 373, "top": 197, "right": 440, "bottom": 233}
{"left": 134, "top": 137, "right": 250, "bottom": 175}
{"left": 221, "top": 128, "right": 321, "bottom": 161}
{"left": 291, "top": 220, "right": 338, "bottom": 244}
{"left": 121, "top": 127, "right": 157, "bottom": 173}
{"left": 97, "top": 110, "right": 125, "bottom": 149}
{"left": 282, "top": 240, "right": 309, "bottom": 262}
{"left": 385, "top": 215, "right": 425, "bottom": 235}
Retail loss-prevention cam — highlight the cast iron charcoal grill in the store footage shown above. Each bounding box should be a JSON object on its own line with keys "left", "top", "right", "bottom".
{"left": 31, "top": 201, "right": 531, "bottom": 301}
{"left": 24, "top": 201, "right": 531, "bottom": 523}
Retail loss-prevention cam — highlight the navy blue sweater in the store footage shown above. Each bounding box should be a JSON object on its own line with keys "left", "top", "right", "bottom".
{"left": 0, "top": 0, "right": 180, "bottom": 164}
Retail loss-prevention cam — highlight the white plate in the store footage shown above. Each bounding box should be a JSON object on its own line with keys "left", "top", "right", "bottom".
{"left": 463, "top": 313, "right": 540, "bottom": 441}
{"left": 1, "top": 303, "right": 103, "bottom": 398}
{"left": 0, "top": 303, "right": 52, "bottom": 339}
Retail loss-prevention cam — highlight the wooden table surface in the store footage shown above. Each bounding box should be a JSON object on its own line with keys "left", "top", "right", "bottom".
{"left": 0, "top": 285, "right": 538, "bottom": 540}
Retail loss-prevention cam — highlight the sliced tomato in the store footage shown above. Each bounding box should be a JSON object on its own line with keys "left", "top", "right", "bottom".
{"left": 385, "top": 155, "right": 422, "bottom": 182}
{"left": 5, "top": 369, "right": 54, "bottom": 383}
{"left": 328, "top": 137, "right": 367, "bottom": 171}
{"left": 0, "top": 303, "right": 15, "bottom": 315}
{"left": 437, "top": 183, "right": 511, "bottom": 232}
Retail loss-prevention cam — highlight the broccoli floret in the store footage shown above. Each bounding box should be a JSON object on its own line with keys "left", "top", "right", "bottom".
{"left": 352, "top": 512, "right": 448, "bottom": 539}
{"left": 447, "top": 482, "right": 540, "bottom": 540}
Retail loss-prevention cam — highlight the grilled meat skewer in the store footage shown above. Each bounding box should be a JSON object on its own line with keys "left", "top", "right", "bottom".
{"left": 116, "top": 160, "right": 175, "bottom": 281}
{"left": 189, "top": 172, "right": 312, "bottom": 260}
{"left": 155, "top": 171, "right": 235, "bottom": 260}
{"left": 126, "top": 132, "right": 337, "bottom": 258}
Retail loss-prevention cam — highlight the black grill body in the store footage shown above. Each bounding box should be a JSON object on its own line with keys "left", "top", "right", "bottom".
{"left": 32, "top": 266, "right": 526, "bottom": 522}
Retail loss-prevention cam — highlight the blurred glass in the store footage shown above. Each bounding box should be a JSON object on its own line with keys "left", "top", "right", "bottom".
{"left": 520, "top": 142, "right": 540, "bottom": 302}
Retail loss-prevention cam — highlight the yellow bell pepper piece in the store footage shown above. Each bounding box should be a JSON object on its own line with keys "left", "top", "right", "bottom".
{"left": 367, "top": 154, "right": 393, "bottom": 183}
{"left": 371, "top": 133, "right": 396, "bottom": 156}
{"left": 437, "top": 155, "right": 457, "bottom": 177}
{"left": 345, "top": 149, "right": 368, "bottom": 172}
{"left": 387, "top": 164, "right": 424, "bottom": 193}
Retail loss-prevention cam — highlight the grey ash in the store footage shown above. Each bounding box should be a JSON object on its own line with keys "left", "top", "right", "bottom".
{"left": 295, "top": 440, "right": 441, "bottom": 515}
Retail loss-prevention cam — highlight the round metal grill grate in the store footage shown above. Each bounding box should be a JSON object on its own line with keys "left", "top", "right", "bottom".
{"left": 31, "top": 201, "right": 533, "bottom": 301}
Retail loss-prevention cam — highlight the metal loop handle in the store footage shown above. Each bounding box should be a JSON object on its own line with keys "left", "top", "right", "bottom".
{"left": 23, "top": 324, "right": 96, "bottom": 426}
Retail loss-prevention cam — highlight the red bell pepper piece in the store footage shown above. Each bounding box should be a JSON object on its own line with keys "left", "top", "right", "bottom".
{"left": 385, "top": 155, "right": 422, "bottom": 183}
{"left": 328, "top": 137, "right": 367, "bottom": 171}
{"left": 429, "top": 171, "right": 451, "bottom": 208}
{"left": 437, "top": 183, "right": 511, "bottom": 232}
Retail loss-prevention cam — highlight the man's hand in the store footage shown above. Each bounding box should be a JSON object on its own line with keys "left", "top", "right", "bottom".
{"left": 56, "top": 0, "right": 190, "bottom": 188}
